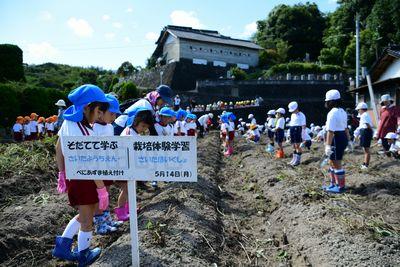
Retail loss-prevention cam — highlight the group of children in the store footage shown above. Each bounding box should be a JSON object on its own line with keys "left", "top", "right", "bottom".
{"left": 12, "top": 113, "right": 58, "bottom": 141}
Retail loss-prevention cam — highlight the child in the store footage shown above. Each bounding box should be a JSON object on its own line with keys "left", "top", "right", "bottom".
{"left": 23, "top": 116, "right": 31, "bottom": 141}
{"left": 184, "top": 114, "right": 198, "bottom": 136}
{"left": 266, "top": 110, "right": 276, "bottom": 152}
{"left": 248, "top": 114, "right": 256, "bottom": 125}
{"left": 53, "top": 84, "right": 110, "bottom": 265}
{"left": 155, "top": 107, "right": 176, "bottom": 136}
{"left": 386, "top": 132, "right": 400, "bottom": 158}
{"left": 220, "top": 112, "right": 235, "bottom": 156}
{"left": 301, "top": 128, "right": 312, "bottom": 150}
{"left": 315, "top": 126, "right": 326, "bottom": 143}
{"left": 246, "top": 124, "right": 260, "bottom": 143}
{"left": 92, "top": 94, "right": 123, "bottom": 233}
{"left": 323, "top": 89, "right": 350, "bottom": 193}
{"left": 12, "top": 116, "right": 24, "bottom": 142}
{"left": 46, "top": 117, "right": 55, "bottom": 137}
{"left": 288, "top": 101, "right": 306, "bottom": 166}
{"left": 237, "top": 118, "right": 245, "bottom": 135}
{"left": 174, "top": 109, "right": 187, "bottom": 136}
{"left": 355, "top": 102, "right": 373, "bottom": 170}
{"left": 273, "top": 108, "right": 286, "bottom": 158}
{"left": 29, "top": 113, "right": 39, "bottom": 140}
{"left": 37, "top": 117, "right": 45, "bottom": 139}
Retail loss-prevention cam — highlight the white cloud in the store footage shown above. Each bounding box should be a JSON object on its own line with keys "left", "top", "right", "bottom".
{"left": 102, "top": 14, "right": 110, "bottom": 21}
{"left": 25, "top": 42, "right": 59, "bottom": 61}
{"left": 39, "top": 11, "right": 53, "bottom": 21}
{"left": 104, "top": 32, "right": 115, "bottom": 40}
{"left": 241, "top": 22, "right": 257, "bottom": 38}
{"left": 145, "top": 32, "right": 158, "bottom": 41}
{"left": 124, "top": 37, "right": 131, "bottom": 43}
{"left": 112, "top": 22, "right": 123, "bottom": 29}
{"left": 67, "top": 17, "right": 93, "bottom": 37}
{"left": 170, "top": 10, "right": 204, "bottom": 28}
{"left": 328, "top": 0, "right": 337, "bottom": 4}
{"left": 126, "top": 7, "right": 133, "bottom": 13}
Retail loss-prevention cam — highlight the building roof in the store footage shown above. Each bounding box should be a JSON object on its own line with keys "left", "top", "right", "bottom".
{"left": 153, "top": 25, "right": 263, "bottom": 58}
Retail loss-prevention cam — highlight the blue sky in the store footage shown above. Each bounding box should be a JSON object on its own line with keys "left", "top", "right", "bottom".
{"left": 0, "top": 0, "right": 338, "bottom": 70}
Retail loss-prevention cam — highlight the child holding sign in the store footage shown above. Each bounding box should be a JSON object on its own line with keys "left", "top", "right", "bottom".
{"left": 53, "top": 84, "right": 110, "bottom": 266}
{"left": 92, "top": 94, "right": 123, "bottom": 234}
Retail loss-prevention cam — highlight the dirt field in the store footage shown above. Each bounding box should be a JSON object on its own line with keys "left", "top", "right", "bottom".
{"left": 1, "top": 133, "right": 399, "bottom": 266}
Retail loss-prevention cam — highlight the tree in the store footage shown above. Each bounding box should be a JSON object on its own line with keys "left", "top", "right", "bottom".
{"left": 318, "top": 47, "right": 343, "bottom": 65}
{"left": 145, "top": 56, "right": 157, "bottom": 69}
{"left": 230, "top": 67, "right": 247, "bottom": 81}
{"left": 79, "top": 69, "right": 98, "bottom": 85}
{"left": 255, "top": 3, "right": 326, "bottom": 61}
{"left": 117, "top": 61, "right": 137, "bottom": 77}
{"left": 117, "top": 81, "right": 139, "bottom": 102}
{"left": 0, "top": 44, "right": 24, "bottom": 82}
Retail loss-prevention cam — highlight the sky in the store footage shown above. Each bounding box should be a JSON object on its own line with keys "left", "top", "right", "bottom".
{"left": 0, "top": 0, "right": 339, "bottom": 70}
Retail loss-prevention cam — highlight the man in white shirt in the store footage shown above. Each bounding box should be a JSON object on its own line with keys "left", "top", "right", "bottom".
{"left": 174, "top": 95, "right": 181, "bottom": 111}
{"left": 198, "top": 113, "right": 213, "bottom": 137}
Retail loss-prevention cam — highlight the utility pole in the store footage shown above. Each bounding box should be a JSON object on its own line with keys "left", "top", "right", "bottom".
{"left": 355, "top": 14, "right": 360, "bottom": 89}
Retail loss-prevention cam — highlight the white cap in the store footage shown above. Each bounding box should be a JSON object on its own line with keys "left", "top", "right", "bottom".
{"left": 310, "top": 123, "right": 315, "bottom": 127}
{"left": 276, "top": 108, "right": 285, "bottom": 115}
{"left": 248, "top": 114, "right": 254, "bottom": 119}
{"left": 315, "top": 126, "right": 321, "bottom": 131}
{"left": 356, "top": 102, "right": 368, "bottom": 110}
{"left": 286, "top": 118, "right": 290, "bottom": 122}
{"left": 380, "top": 94, "right": 393, "bottom": 104}
{"left": 385, "top": 132, "right": 398, "bottom": 139}
{"left": 325, "top": 89, "right": 341, "bottom": 101}
{"left": 55, "top": 99, "right": 66, "bottom": 107}
{"left": 222, "top": 111, "right": 227, "bottom": 115}
{"left": 267, "top": 109, "right": 276, "bottom": 116}
{"left": 208, "top": 113, "right": 214, "bottom": 119}
{"left": 239, "top": 118, "right": 243, "bottom": 121}
{"left": 288, "top": 101, "right": 298, "bottom": 112}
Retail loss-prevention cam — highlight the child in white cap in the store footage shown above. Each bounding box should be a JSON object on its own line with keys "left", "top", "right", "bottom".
{"left": 355, "top": 102, "right": 373, "bottom": 169}
{"left": 288, "top": 101, "right": 306, "bottom": 166}
{"left": 273, "top": 108, "right": 286, "bottom": 158}
{"left": 248, "top": 114, "right": 256, "bottom": 125}
{"left": 323, "top": 89, "right": 350, "bottom": 193}
{"left": 265, "top": 110, "right": 276, "bottom": 152}
{"left": 385, "top": 132, "right": 400, "bottom": 158}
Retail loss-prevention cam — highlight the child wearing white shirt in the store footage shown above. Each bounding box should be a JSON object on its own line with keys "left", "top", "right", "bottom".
{"left": 13, "top": 116, "right": 24, "bottom": 142}
{"left": 355, "top": 102, "right": 373, "bottom": 169}
{"left": 288, "top": 101, "right": 306, "bottom": 166}
{"left": 274, "top": 108, "right": 286, "bottom": 158}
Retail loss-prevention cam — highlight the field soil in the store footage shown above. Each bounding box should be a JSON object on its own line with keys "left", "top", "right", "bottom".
{"left": 1, "top": 133, "right": 399, "bottom": 266}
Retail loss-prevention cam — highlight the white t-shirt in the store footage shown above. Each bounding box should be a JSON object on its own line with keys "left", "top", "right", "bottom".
{"left": 155, "top": 122, "right": 174, "bottom": 136}
{"left": 46, "top": 122, "right": 55, "bottom": 131}
{"left": 359, "top": 112, "right": 373, "bottom": 129}
{"left": 120, "top": 127, "right": 139, "bottom": 136}
{"left": 38, "top": 123, "right": 45, "bottom": 134}
{"left": 221, "top": 122, "right": 234, "bottom": 133}
{"left": 250, "top": 128, "right": 260, "bottom": 137}
{"left": 275, "top": 117, "right": 285, "bottom": 130}
{"left": 302, "top": 129, "right": 311, "bottom": 141}
{"left": 13, "top": 123, "right": 22, "bottom": 132}
{"left": 250, "top": 118, "right": 256, "bottom": 125}
{"left": 93, "top": 123, "right": 114, "bottom": 136}
{"left": 174, "top": 97, "right": 181, "bottom": 105}
{"left": 290, "top": 112, "right": 306, "bottom": 127}
{"left": 115, "top": 99, "right": 154, "bottom": 127}
{"left": 29, "top": 120, "right": 38, "bottom": 133}
{"left": 326, "top": 108, "right": 348, "bottom": 132}
{"left": 23, "top": 124, "right": 30, "bottom": 136}
{"left": 267, "top": 118, "right": 275, "bottom": 128}
{"left": 183, "top": 121, "right": 197, "bottom": 132}
{"left": 58, "top": 120, "right": 95, "bottom": 154}
{"left": 198, "top": 114, "right": 209, "bottom": 127}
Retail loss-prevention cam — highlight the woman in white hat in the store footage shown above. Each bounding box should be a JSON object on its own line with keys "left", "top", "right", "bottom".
{"left": 323, "top": 89, "right": 351, "bottom": 193}
{"left": 355, "top": 102, "right": 373, "bottom": 170}
{"left": 55, "top": 99, "right": 67, "bottom": 129}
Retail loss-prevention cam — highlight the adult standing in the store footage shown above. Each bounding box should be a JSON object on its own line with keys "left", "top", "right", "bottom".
{"left": 198, "top": 113, "right": 214, "bottom": 138}
{"left": 55, "top": 99, "right": 67, "bottom": 129}
{"left": 375, "top": 94, "right": 400, "bottom": 152}
{"left": 114, "top": 84, "right": 173, "bottom": 135}
{"left": 174, "top": 95, "right": 181, "bottom": 111}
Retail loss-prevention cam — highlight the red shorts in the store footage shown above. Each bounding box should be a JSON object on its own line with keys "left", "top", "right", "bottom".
{"left": 221, "top": 133, "right": 226, "bottom": 140}
{"left": 228, "top": 131, "right": 235, "bottom": 141}
{"left": 187, "top": 129, "right": 196, "bottom": 136}
{"left": 67, "top": 179, "right": 98, "bottom": 207}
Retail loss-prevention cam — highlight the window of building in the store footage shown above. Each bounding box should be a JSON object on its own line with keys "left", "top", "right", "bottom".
{"left": 220, "top": 50, "right": 223, "bottom": 53}
{"left": 213, "top": 61, "right": 227, "bottom": 67}
{"left": 190, "top": 46, "right": 193, "bottom": 49}
{"left": 210, "top": 49, "right": 213, "bottom": 52}
{"left": 193, "top": 58, "right": 207, "bottom": 65}
{"left": 230, "top": 51, "right": 232, "bottom": 55}
{"left": 199, "top": 47, "right": 202, "bottom": 51}
{"left": 237, "top": 63, "right": 249, "bottom": 70}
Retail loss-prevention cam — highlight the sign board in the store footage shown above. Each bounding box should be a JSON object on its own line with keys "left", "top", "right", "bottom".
{"left": 61, "top": 135, "right": 198, "bottom": 267}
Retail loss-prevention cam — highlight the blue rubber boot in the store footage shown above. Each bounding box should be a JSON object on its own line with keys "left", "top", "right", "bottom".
{"left": 322, "top": 168, "right": 336, "bottom": 190}
{"left": 94, "top": 214, "right": 117, "bottom": 235}
{"left": 78, "top": 247, "right": 101, "bottom": 267}
{"left": 103, "top": 210, "right": 123, "bottom": 228}
{"left": 52, "top": 236, "right": 78, "bottom": 261}
{"left": 325, "top": 185, "right": 345, "bottom": 193}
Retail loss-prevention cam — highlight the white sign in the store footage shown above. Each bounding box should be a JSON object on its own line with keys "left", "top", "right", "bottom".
{"left": 62, "top": 135, "right": 198, "bottom": 267}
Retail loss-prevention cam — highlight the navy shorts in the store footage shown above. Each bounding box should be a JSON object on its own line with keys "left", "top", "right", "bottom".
{"left": 290, "top": 126, "right": 303, "bottom": 144}
{"left": 304, "top": 140, "right": 312, "bottom": 150}
{"left": 359, "top": 128, "right": 373, "bottom": 148}
{"left": 330, "top": 131, "right": 348, "bottom": 161}
{"left": 267, "top": 129, "right": 275, "bottom": 139}
{"left": 275, "top": 129, "right": 284, "bottom": 143}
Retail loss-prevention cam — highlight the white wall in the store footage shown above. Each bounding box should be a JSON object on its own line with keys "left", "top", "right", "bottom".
{"left": 378, "top": 58, "right": 400, "bottom": 82}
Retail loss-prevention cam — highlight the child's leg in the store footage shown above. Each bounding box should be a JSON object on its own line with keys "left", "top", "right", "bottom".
{"left": 117, "top": 182, "right": 128, "bottom": 208}
{"left": 62, "top": 214, "right": 81, "bottom": 238}
{"left": 363, "top": 147, "right": 370, "bottom": 166}
{"left": 77, "top": 204, "right": 95, "bottom": 250}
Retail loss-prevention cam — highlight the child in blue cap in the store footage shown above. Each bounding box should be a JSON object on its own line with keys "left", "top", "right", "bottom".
{"left": 220, "top": 112, "right": 235, "bottom": 156}
{"left": 184, "top": 113, "right": 198, "bottom": 136}
{"left": 92, "top": 94, "right": 123, "bottom": 234}
{"left": 155, "top": 107, "right": 176, "bottom": 136}
{"left": 174, "top": 109, "right": 187, "bottom": 136}
{"left": 53, "top": 84, "right": 110, "bottom": 266}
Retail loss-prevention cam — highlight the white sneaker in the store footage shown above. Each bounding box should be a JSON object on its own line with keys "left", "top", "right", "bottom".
{"left": 360, "top": 165, "right": 368, "bottom": 170}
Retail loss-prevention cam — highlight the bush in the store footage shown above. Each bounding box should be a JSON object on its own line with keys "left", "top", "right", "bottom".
{"left": 0, "top": 83, "right": 20, "bottom": 127}
{"left": 0, "top": 44, "right": 24, "bottom": 82}
{"left": 264, "top": 62, "right": 344, "bottom": 77}
{"left": 230, "top": 67, "right": 248, "bottom": 81}
{"left": 117, "top": 81, "right": 140, "bottom": 102}
{"left": 318, "top": 47, "right": 342, "bottom": 66}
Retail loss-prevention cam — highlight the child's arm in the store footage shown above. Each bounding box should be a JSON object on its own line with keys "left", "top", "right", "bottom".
{"left": 55, "top": 138, "right": 65, "bottom": 172}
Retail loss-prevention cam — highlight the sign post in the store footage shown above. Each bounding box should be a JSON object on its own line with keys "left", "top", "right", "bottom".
{"left": 62, "top": 135, "right": 197, "bottom": 266}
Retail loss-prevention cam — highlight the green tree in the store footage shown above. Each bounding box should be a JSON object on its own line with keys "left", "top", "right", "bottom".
{"left": 117, "top": 81, "right": 139, "bottom": 102}
{"left": 0, "top": 44, "right": 24, "bottom": 82}
{"left": 117, "top": 61, "right": 137, "bottom": 77}
{"left": 0, "top": 83, "right": 20, "bottom": 127}
{"left": 230, "top": 67, "right": 247, "bottom": 81}
{"left": 318, "top": 47, "right": 343, "bottom": 65}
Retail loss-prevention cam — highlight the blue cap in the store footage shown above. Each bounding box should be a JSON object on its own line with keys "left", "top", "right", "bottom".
{"left": 186, "top": 113, "right": 197, "bottom": 120}
{"left": 176, "top": 109, "right": 187, "bottom": 120}
{"left": 63, "top": 84, "right": 108, "bottom": 122}
{"left": 221, "top": 113, "right": 229, "bottom": 123}
{"left": 159, "top": 107, "right": 176, "bottom": 117}
{"left": 106, "top": 94, "right": 121, "bottom": 114}
{"left": 125, "top": 107, "right": 151, "bottom": 127}
{"left": 156, "top": 85, "right": 173, "bottom": 105}
{"left": 227, "top": 112, "right": 236, "bottom": 121}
